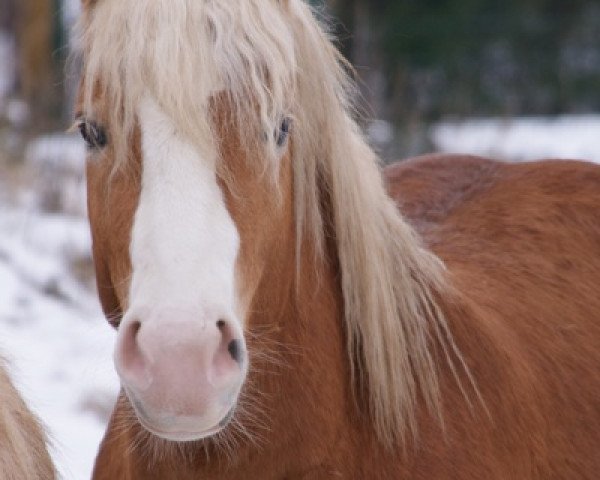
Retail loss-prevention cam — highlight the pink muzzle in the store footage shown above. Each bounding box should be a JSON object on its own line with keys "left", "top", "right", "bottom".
{"left": 114, "top": 309, "right": 246, "bottom": 441}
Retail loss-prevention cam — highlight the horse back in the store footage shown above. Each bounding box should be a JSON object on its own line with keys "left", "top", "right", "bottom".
{"left": 385, "top": 154, "right": 600, "bottom": 479}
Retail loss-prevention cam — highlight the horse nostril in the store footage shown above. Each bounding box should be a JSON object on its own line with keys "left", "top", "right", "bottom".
{"left": 227, "top": 339, "right": 243, "bottom": 364}
{"left": 114, "top": 319, "right": 151, "bottom": 390}
{"left": 130, "top": 320, "right": 142, "bottom": 336}
{"left": 216, "top": 319, "right": 244, "bottom": 364}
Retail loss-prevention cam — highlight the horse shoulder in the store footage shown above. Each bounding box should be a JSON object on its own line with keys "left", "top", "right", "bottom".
{"left": 386, "top": 155, "right": 600, "bottom": 478}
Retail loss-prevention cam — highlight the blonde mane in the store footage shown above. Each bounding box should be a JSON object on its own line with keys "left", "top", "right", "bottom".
{"left": 78, "top": 0, "right": 469, "bottom": 445}
{"left": 0, "top": 361, "right": 56, "bottom": 478}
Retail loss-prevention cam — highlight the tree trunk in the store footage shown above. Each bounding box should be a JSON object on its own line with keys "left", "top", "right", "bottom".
{"left": 0, "top": 0, "right": 18, "bottom": 101}
{"left": 16, "top": 0, "right": 64, "bottom": 128}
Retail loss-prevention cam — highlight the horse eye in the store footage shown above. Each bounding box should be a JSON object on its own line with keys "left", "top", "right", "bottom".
{"left": 275, "top": 117, "right": 292, "bottom": 148}
{"left": 78, "top": 120, "right": 108, "bottom": 150}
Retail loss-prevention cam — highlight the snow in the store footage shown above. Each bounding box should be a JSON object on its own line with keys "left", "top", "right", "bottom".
{"left": 0, "top": 129, "right": 119, "bottom": 480}
{"left": 0, "top": 203, "right": 119, "bottom": 480}
{"left": 24, "top": 134, "right": 88, "bottom": 216}
{"left": 431, "top": 115, "right": 600, "bottom": 163}
{"left": 367, "top": 119, "right": 394, "bottom": 146}
{"left": 62, "top": 0, "right": 82, "bottom": 26}
{"left": 5, "top": 99, "right": 30, "bottom": 128}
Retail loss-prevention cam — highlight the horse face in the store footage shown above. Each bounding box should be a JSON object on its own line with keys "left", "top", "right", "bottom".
{"left": 82, "top": 92, "right": 293, "bottom": 442}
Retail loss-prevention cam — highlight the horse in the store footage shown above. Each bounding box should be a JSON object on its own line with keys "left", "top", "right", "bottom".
{"left": 75, "top": 1, "right": 600, "bottom": 478}
{"left": 0, "top": 360, "right": 55, "bottom": 478}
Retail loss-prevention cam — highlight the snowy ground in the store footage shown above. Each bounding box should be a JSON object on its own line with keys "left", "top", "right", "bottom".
{"left": 0, "top": 115, "right": 599, "bottom": 479}
{"left": 431, "top": 115, "right": 600, "bottom": 163}
{"left": 0, "top": 135, "right": 119, "bottom": 480}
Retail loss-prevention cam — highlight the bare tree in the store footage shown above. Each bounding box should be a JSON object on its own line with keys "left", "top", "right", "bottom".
{"left": 0, "top": 0, "right": 18, "bottom": 100}
{"left": 17, "top": 0, "right": 63, "bottom": 128}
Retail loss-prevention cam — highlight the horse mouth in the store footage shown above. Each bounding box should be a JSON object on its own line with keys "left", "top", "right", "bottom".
{"left": 129, "top": 394, "right": 235, "bottom": 442}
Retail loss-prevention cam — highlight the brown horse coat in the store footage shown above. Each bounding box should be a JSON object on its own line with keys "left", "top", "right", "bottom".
{"left": 92, "top": 154, "right": 600, "bottom": 479}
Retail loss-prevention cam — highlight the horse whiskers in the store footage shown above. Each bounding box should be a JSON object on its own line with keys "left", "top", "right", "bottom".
{"left": 229, "top": 417, "right": 262, "bottom": 450}
{"left": 232, "top": 411, "right": 270, "bottom": 445}
{"left": 235, "top": 406, "right": 272, "bottom": 439}
{"left": 236, "top": 388, "right": 271, "bottom": 423}
{"left": 244, "top": 329, "right": 304, "bottom": 372}
{"left": 239, "top": 384, "right": 273, "bottom": 405}
{"left": 216, "top": 412, "right": 266, "bottom": 460}
{"left": 211, "top": 431, "right": 238, "bottom": 466}
{"left": 106, "top": 396, "right": 271, "bottom": 470}
{"left": 250, "top": 345, "right": 303, "bottom": 361}
{"left": 192, "top": 387, "right": 272, "bottom": 462}
{"left": 244, "top": 326, "right": 306, "bottom": 354}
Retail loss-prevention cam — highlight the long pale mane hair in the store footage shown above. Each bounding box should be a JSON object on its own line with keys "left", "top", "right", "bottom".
{"left": 78, "top": 0, "right": 471, "bottom": 446}
{"left": 0, "top": 362, "right": 55, "bottom": 478}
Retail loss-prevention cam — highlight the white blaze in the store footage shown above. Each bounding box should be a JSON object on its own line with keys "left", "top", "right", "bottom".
{"left": 128, "top": 96, "right": 239, "bottom": 321}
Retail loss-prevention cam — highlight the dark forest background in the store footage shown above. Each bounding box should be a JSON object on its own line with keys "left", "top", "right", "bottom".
{"left": 320, "top": 0, "right": 600, "bottom": 156}
{"left": 323, "top": 1, "right": 600, "bottom": 118}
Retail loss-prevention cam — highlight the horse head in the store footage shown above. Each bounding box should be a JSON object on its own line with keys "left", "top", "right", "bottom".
{"left": 77, "top": 0, "right": 301, "bottom": 442}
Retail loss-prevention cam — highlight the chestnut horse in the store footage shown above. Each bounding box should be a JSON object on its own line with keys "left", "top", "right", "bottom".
{"left": 76, "top": 1, "right": 600, "bottom": 478}
{"left": 0, "top": 361, "right": 55, "bottom": 478}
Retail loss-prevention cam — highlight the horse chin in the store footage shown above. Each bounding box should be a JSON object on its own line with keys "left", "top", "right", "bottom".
{"left": 137, "top": 417, "right": 227, "bottom": 443}
{"left": 127, "top": 390, "right": 236, "bottom": 442}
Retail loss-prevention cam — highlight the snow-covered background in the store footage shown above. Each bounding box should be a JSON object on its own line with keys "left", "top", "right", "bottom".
{"left": 0, "top": 133, "right": 119, "bottom": 480}
{"left": 431, "top": 115, "right": 600, "bottom": 164}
